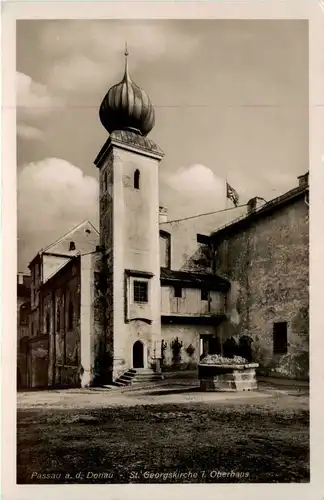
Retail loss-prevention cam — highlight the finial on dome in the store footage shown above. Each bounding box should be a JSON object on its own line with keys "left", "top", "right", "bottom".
{"left": 124, "top": 42, "right": 130, "bottom": 80}
{"left": 99, "top": 44, "right": 155, "bottom": 136}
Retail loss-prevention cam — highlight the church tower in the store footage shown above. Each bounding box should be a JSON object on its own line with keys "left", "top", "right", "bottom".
{"left": 95, "top": 47, "right": 164, "bottom": 381}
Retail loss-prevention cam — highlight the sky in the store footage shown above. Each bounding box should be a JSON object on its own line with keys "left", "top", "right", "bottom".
{"left": 16, "top": 19, "right": 309, "bottom": 272}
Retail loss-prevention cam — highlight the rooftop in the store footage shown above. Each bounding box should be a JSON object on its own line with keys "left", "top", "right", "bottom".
{"left": 211, "top": 178, "right": 308, "bottom": 240}
{"left": 160, "top": 268, "right": 230, "bottom": 292}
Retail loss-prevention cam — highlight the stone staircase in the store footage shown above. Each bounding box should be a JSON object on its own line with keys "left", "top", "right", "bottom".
{"left": 111, "top": 368, "right": 163, "bottom": 388}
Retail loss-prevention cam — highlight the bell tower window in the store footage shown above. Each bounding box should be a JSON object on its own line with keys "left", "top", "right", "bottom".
{"left": 134, "top": 169, "right": 140, "bottom": 190}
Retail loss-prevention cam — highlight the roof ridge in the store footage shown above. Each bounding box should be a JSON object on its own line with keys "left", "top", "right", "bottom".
{"left": 212, "top": 183, "right": 307, "bottom": 236}
{"left": 42, "top": 220, "right": 99, "bottom": 253}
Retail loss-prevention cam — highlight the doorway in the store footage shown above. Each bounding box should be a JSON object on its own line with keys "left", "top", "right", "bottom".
{"left": 133, "top": 340, "right": 144, "bottom": 368}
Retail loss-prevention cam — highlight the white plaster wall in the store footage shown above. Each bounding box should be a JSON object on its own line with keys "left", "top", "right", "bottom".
{"left": 112, "top": 147, "right": 162, "bottom": 378}
{"left": 43, "top": 255, "right": 70, "bottom": 283}
{"left": 161, "top": 324, "right": 216, "bottom": 367}
{"left": 80, "top": 254, "right": 93, "bottom": 387}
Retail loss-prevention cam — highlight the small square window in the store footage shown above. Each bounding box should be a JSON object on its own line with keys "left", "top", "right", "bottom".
{"left": 174, "top": 286, "right": 182, "bottom": 298}
{"left": 273, "top": 322, "right": 288, "bottom": 354}
{"left": 133, "top": 280, "right": 148, "bottom": 303}
{"left": 201, "top": 289, "right": 209, "bottom": 301}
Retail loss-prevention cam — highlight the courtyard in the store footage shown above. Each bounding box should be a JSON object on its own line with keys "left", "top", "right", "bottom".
{"left": 17, "top": 380, "right": 309, "bottom": 484}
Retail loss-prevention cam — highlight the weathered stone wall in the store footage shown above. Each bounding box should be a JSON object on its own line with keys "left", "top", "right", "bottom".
{"left": 213, "top": 195, "right": 309, "bottom": 379}
{"left": 29, "top": 337, "right": 49, "bottom": 388}
{"left": 17, "top": 296, "right": 30, "bottom": 388}
{"left": 99, "top": 151, "right": 114, "bottom": 383}
{"left": 41, "top": 258, "right": 81, "bottom": 387}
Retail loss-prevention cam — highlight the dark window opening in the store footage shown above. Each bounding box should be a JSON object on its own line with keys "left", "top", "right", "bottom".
{"left": 69, "top": 241, "right": 76, "bottom": 251}
{"left": 159, "top": 230, "right": 171, "bottom": 269}
{"left": 174, "top": 286, "right": 182, "bottom": 298}
{"left": 68, "top": 301, "right": 74, "bottom": 330}
{"left": 31, "top": 323, "right": 34, "bottom": 337}
{"left": 209, "top": 337, "right": 221, "bottom": 355}
{"left": 273, "top": 322, "right": 288, "bottom": 354}
{"left": 201, "top": 289, "right": 209, "bottom": 301}
{"left": 134, "top": 169, "right": 140, "bottom": 190}
{"left": 46, "top": 313, "right": 50, "bottom": 334}
{"left": 85, "top": 229, "right": 91, "bottom": 235}
{"left": 133, "top": 280, "right": 148, "bottom": 303}
{"left": 103, "top": 171, "right": 107, "bottom": 192}
{"left": 20, "top": 305, "right": 29, "bottom": 325}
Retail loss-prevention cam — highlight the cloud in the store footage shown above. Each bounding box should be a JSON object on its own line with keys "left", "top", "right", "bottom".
{"left": 167, "top": 164, "right": 225, "bottom": 197}
{"left": 41, "top": 21, "right": 199, "bottom": 93}
{"left": 18, "top": 158, "right": 99, "bottom": 270}
{"left": 47, "top": 55, "right": 109, "bottom": 93}
{"left": 160, "top": 164, "right": 232, "bottom": 225}
{"left": 16, "top": 72, "right": 64, "bottom": 144}
{"left": 17, "top": 72, "right": 61, "bottom": 117}
{"left": 17, "top": 123, "right": 44, "bottom": 141}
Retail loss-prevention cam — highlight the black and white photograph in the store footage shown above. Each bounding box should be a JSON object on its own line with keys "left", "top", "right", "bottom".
{"left": 5, "top": 7, "right": 318, "bottom": 491}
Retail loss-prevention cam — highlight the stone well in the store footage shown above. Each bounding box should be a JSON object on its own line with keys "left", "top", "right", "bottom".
{"left": 198, "top": 363, "right": 259, "bottom": 392}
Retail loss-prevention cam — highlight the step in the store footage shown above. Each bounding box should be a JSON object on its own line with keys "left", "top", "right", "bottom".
{"left": 133, "top": 369, "right": 156, "bottom": 374}
{"left": 119, "top": 374, "right": 134, "bottom": 381}
{"left": 118, "top": 378, "right": 132, "bottom": 385}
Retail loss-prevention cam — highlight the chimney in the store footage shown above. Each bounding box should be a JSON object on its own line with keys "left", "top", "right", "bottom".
{"left": 247, "top": 197, "right": 266, "bottom": 215}
{"left": 298, "top": 172, "right": 309, "bottom": 187}
{"left": 18, "top": 273, "right": 24, "bottom": 285}
{"left": 159, "top": 206, "right": 168, "bottom": 223}
{"left": 247, "top": 197, "right": 257, "bottom": 215}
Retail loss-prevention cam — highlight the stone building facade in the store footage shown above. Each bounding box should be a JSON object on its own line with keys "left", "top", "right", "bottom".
{"left": 17, "top": 273, "right": 31, "bottom": 388}
{"left": 210, "top": 173, "right": 309, "bottom": 379}
{"left": 18, "top": 50, "right": 309, "bottom": 388}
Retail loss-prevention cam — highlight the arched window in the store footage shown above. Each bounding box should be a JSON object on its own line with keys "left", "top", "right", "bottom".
{"left": 46, "top": 313, "right": 50, "bottom": 334}
{"left": 134, "top": 169, "right": 140, "bottom": 190}
{"left": 68, "top": 301, "right": 74, "bottom": 330}
{"left": 69, "top": 241, "right": 76, "bottom": 251}
{"left": 159, "top": 230, "right": 171, "bottom": 269}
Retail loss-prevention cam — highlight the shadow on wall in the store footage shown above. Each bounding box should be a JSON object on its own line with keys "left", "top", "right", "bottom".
{"left": 180, "top": 244, "right": 213, "bottom": 273}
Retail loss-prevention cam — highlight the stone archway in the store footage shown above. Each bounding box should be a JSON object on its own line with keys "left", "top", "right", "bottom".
{"left": 133, "top": 340, "right": 144, "bottom": 369}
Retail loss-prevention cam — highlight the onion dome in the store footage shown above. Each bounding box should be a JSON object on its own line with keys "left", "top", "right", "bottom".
{"left": 99, "top": 45, "right": 155, "bottom": 137}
